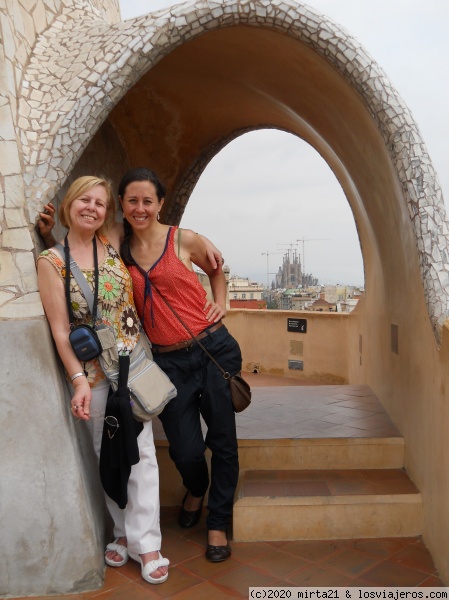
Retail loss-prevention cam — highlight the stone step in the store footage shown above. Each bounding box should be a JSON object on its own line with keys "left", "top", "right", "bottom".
{"left": 156, "top": 436, "right": 405, "bottom": 506}
{"left": 233, "top": 468, "right": 421, "bottom": 541}
{"left": 238, "top": 436, "right": 405, "bottom": 471}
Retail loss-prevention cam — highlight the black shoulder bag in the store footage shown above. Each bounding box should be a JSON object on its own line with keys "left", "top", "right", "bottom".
{"left": 63, "top": 235, "right": 103, "bottom": 362}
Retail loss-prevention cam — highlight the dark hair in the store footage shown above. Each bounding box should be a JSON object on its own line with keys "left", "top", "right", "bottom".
{"left": 118, "top": 167, "right": 166, "bottom": 201}
{"left": 118, "top": 168, "right": 166, "bottom": 265}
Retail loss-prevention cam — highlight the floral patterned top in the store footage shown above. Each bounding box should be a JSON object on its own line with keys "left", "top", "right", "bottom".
{"left": 38, "top": 235, "right": 140, "bottom": 387}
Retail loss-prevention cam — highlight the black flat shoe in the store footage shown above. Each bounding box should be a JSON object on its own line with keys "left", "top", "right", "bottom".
{"left": 205, "top": 543, "right": 231, "bottom": 562}
{"left": 178, "top": 491, "right": 204, "bottom": 528}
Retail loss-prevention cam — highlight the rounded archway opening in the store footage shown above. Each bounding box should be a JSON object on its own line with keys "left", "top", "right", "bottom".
{"left": 105, "top": 23, "right": 415, "bottom": 311}
{"left": 180, "top": 128, "right": 365, "bottom": 289}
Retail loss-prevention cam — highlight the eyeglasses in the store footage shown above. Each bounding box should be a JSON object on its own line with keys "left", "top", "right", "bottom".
{"left": 75, "top": 409, "right": 120, "bottom": 439}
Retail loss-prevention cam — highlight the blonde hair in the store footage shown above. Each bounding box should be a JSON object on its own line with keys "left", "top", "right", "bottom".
{"left": 59, "top": 176, "right": 116, "bottom": 234}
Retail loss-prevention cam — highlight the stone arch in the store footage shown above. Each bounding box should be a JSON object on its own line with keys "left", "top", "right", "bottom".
{"left": 20, "top": 0, "right": 448, "bottom": 341}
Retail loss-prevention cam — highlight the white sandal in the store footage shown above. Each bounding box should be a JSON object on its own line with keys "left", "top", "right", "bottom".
{"left": 105, "top": 538, "right": 128, "bottom": 567}
{"left": 129, "top": 551, "right": 170, "bottom": 584}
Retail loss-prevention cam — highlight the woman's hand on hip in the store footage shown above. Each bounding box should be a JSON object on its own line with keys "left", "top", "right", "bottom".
{"left": 204, "top": 300, "right": 226, "bottom": 323}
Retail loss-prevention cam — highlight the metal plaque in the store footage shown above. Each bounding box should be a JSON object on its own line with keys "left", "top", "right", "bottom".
{"left": 287, "top": 318, "right": 307, "bottom": 333}
{"left": 288, "top": 360, "right": 304, "bottom": 370}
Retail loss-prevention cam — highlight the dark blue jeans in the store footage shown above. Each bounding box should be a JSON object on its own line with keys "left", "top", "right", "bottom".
{"left": 155, "top": 324, "right": 241, "bottom": 531}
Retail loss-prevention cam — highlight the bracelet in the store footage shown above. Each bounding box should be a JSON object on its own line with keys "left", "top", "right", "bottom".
{"left": 70, "top": 372, "right": 86, "bottom": 382}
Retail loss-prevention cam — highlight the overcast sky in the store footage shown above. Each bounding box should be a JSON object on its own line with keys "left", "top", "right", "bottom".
{"left": 118, "top": 0, "right": 449, "bottom": 287}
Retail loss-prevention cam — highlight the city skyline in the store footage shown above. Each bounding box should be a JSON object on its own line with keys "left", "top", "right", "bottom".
{"left": 119, "top": 0, "right": 449, "bottom": 287}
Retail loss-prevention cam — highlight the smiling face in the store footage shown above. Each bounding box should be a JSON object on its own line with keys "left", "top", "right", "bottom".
{"left": 59, "top": 176, "right": 115, "bottom": 234}
{"left": 120, "top": 180, "right": 164, "bottom": 229}
{"left": 68, "top": 185, "right": 109, "bottom": 234}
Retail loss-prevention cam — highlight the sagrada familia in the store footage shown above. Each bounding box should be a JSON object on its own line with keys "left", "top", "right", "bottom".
{"left": 2, "top": 0, "right": 449, "bottom": 595}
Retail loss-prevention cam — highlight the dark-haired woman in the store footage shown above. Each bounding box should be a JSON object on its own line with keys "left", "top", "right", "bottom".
{"left": 118, "top": 168, "right": 242, "bottom": 562}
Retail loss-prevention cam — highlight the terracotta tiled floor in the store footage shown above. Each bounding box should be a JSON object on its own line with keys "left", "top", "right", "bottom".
{"left": 15, "top": 514, "right": 443, "bottom": 599}
{"left": 11, "top": 374, "right": 445, "bottom": 598}
{"left": 153, "top": 373, "right": 401, "bottom": 441}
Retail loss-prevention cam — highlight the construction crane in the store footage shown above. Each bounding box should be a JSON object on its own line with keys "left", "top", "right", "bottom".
{"left": 296, "top": 237, "right": 330, "bottom": 281}
{"left": 277, "top": 242, "right": 299, "bottom": 262}
{"left": 261, "top": 250, "right": 283, "bottom": 289}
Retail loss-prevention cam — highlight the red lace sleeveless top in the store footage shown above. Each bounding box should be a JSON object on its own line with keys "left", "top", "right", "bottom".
{"left": 128, "top": 227, "right": 210, "bottom": 345}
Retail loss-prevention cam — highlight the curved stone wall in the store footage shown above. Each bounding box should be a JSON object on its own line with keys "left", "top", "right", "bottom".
{"left": 6, "top": 0, "right": 449, "bottom": 341}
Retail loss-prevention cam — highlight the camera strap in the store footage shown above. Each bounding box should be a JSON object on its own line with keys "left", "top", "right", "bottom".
{"left": 55, "top": 235, "right": 101, "bottom": 327}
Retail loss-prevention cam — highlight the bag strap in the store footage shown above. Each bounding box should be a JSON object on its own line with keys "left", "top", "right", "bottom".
{"left": 54, "top": 236, "right": 102, "bottom": 324}
{"left": 151, "top": 282, "right": 230, "bottom": 380}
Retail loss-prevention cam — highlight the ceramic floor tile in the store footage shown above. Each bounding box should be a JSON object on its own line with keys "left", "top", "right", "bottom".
{"left": 90, "top": 581, "right": 160, "bottom": 599}
{"left": 240, "top": 480, "right": 286, "bottom": 497}
{"left": 324, "top": 424, "right": 379, "bottom": 437}
{"left": 349, "top": 537, "right": 417, "bottom": 559}
{"left": 281, "top": 469, "right": 328, "bottom": 481}
{"left": 327, "top": 479, "right": 378, "bottom": 495}
{"left": 364, "top": 469, "right": 409, "bottom": 481}
{"left": 323, "top": 469, "right": 368, "bottom": 480}
{"left": 326, "top": 407, "right": 378, "bottom": 418}
{"left": 320, "top": 548, "right": 382, "bottom": 576}
{"left": 297, "top": 429, "right": 340, "bottom": 438}
{"left": 319, "top": 413, "right": 362, "bottom": 425}
{"left": 371, "top": 479, "right": 419, "bottom": 494}
{"left": 180, "top": 553, "right": 241, "bottom": 579}
{"left": 230, "top": 541, "right": 273, "bottom": 563}
{"left": 390, "top": 544, "right": 438, "bottom": 574}
{"left": 166, "top": 580, "right": 242, "bottom": 599}
{"left": 244, "top": 470, "right": 284, "bottom": 481}
{"left": 28, "top": 535, "right": 441, "bottom": 596}
{"left": 210, "top": 564, "right": 281, "bottom": 597}
{"left": 418, "top": 575, "right": 446, "bottom": 586}
{"left": 246, "top": 547, "right": 309, "bottom": 578}
{"left": 286, "top": 564, "right": 353, "bottom": 586}
{"left": 137, "top": 566, "right": 203, "bottom": 598}
{"left": 361, "top": 560, "right": 431, "bottom": 586}
{"left": 299, "top": 419, "right": 342, "bottom": 431}
{"left": 285, "top": 480, "right": 331, "bottom": 496}
{"left": 280, "top": 539, "right": 342, "bottom": 562}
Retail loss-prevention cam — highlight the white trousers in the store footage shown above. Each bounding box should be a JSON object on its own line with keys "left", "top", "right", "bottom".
{"left": 82, "top": 379, "right": 162, "bottom": 555}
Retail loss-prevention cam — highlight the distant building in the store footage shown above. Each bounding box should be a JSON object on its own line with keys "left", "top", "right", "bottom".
{"left": 310, "top": 298, "right": 336, "bottom": 312}
{"left": 339, "top": 298, "right": 359, "bottom": 313}
{"left": 231, "top": 299, "right": 267, "bottom": 309}
{"left": 291, "top": 293, "right": 316, "bottom": 311}
{"left": 275, "top": 251, "right": 302, "bottom": 288}
{"left": 229, "top": 274, "right": 266, "bottom": 308}
{"left": 323, "top": 285, "right": 363, "bottom": 313}
{"left": 274, "top": 251, "right": 318, "bottom": 289}
{"left": 228, "top": 275, "right": 264, "bottom": 302}
{"left": 196, "top": 270, "right": 266, "bottom": 309}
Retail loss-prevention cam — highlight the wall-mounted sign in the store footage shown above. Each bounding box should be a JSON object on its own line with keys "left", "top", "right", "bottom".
{"left": 287, "top": 318, "right": 307, "bottom": 333}
{"left": 288, "top": 360, "right": 304, "bottom": 370}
